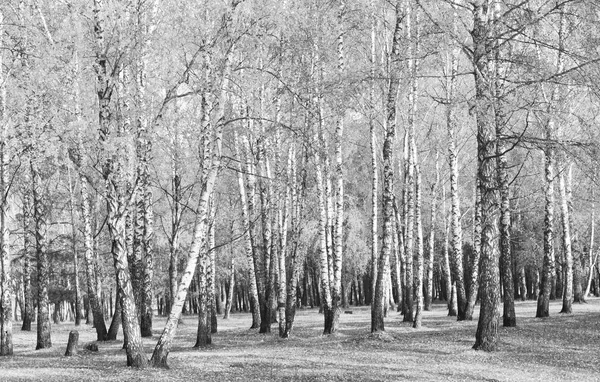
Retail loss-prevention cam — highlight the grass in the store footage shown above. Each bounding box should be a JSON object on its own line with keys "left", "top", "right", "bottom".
{"left": 1, "top": 298, "right": 599, "bottom": 381}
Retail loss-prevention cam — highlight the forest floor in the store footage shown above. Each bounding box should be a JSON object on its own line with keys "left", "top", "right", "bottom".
{"left": 1, "top": 298, "right": 599, "bottom": 381}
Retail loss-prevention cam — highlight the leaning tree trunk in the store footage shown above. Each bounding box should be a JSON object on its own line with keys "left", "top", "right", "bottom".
{"left": 371, "top": 0, "right": 401, "bottom": 333}
{"left": 150, "top": 16, "right": 236, "bottom": 362}
{"left": 472, "top": 0, "right": 501, "bottom": 352}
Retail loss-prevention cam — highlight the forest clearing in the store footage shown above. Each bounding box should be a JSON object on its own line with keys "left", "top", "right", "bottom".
{"left": 2, "top": 0, "right": 600, "bottom": 377}
{"left": 2, "top": 299, "right": 599, "bottom": 381}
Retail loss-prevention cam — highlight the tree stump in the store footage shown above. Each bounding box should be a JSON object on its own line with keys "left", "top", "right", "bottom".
{"left": 65, "top": 330, "right": 79, "bottom": 356}
{"left": 84, "top": 342, "right": 99, "bottom": 352}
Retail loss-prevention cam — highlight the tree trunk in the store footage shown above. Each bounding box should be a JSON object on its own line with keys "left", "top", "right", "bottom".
{"left": 413, "top": 164, "right": 424, "bottom": 329}
{"left": 425, "top": 156, "right": 439, "bottom": 311}
{"left": 32, "top": 158, "right": 51, "bottom": 350}
{"left": 559, "top": 162, "right": 573, "bottom": 314}
{"left": 65, "top": 330, "right": 79, "bottom": 356}
{"left": 0, "top": 28, "right": 12, "bottom": 351}
{"left": 150, "top": 14, "right": 235, "bottom": 362}
{"left": 21, "top": 182, "right": 33, "bottom": 332}
{"left": 369, "top": 0, "right": 378, "bottom": 306}
{"left": 240, "top": 133, "right": 263, "bottom": 329}
{"left": 447, "top": 5, "right": 467, "bottom": 321}
{"left": 223, "top": 260, "right": 235, "bottom": 319}
{"left": 81, "top": 178, "right": 107, "bottom": 340}
{"left": 497, "top": 105, "right": 515, "bottom": 327}
{"left": 67, "top": 165, "right": 84, "bottom": 326}
{"left": 466, "top": 180, "right": 482, "bottom": 321}
{"left": 472, "top": 1, "right": 501, "bottom": 352}
{"left": 107, "top": 290, "right": 122, "bottom": 341}
{"left": 371, "top": 0, "right": 401, "bottom": 333}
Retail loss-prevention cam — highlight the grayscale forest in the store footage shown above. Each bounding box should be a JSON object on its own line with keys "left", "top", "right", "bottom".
{"left": 0, "top": 0, "right": 600, "bottom": 380}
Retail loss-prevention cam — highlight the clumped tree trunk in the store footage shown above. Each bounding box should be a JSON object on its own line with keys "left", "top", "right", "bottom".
{"left": 371, "top": 0, "right": 401, "bottom": 333}
{"left": 94, "top": 0, "right": 146, "bottom": 368}
{"left": 472, "top": 0, "right": 501, "bottom": 352}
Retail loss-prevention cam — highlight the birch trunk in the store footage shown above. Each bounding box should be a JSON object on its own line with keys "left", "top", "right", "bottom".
{"left": 21, "top": 183, "right": 33, "bottom": 332}
{"left": 466, "top": 180, "right": 481, "bottom": 321}
{"left": 369, "top": 0, "right": 378, "bottom": 306}
{"left": 447, "top": 3, "right": 467, "bottom": 320}
{"left": 32, "top": 157, "right": 52, "bottom": 350}
{"left": 472, "top": 0, "right": 501, "bottom": 352}
{"left": 442, "top": 186, "right": 456, "bottom": 315}
{"left": 223, "top": 259, "right": 234, "bottom": 319}
{"left": 67, "top": 165, "right": 84, "bottom": 326}
{"left": 413, "top": 164, "right": 424, "bottom": 329}
{"left": 559, "top": 161, "right": 573, "bottom": 314}
{"left": 236, "top": 133, "right": 261, "bottom": 328}
{"left": 371, "top": 0, "right": 401, "bottom": 332}
{"left": 584, "top": 204, "right": 596, "bottom": 298}
{"left": 0, "top": 9, "right": 12, "bottom": 356}
{"left": 425, "top": 156, "right": 439, "bottom": 311}
{"left": 151, "top": 16, "right": 235, "bottom": 361}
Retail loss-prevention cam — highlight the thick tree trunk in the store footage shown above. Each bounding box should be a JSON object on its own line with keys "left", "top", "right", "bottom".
{"left": 194, "top": 244, "right": 210, "bottom": 347}
{"left": 472, "top": 1, "right": 501, "bottom": 352}
{"left": 107, "top": 290, "right": 122, "bottom": 340}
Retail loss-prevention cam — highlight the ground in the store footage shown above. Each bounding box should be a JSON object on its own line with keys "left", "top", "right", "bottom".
{"left": 1, "top": 298, "right": 599, "bottom": 381}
